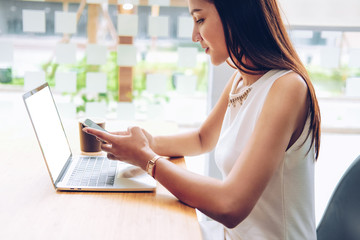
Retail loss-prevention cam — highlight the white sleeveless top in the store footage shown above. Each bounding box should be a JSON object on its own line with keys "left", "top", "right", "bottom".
{"left": 214, "top": 69, "right": 317, "bottom": 240}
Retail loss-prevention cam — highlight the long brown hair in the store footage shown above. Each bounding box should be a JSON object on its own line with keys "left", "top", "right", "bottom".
{"left": 210, "top": 0, "right": 321, "bottom": 159}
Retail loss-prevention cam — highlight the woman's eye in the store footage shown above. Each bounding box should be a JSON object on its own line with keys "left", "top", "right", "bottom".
{"left": 196, "top": 18, "right": 204, "bottom": 24}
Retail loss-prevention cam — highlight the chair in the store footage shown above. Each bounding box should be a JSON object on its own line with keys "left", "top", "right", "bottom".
{"left": 317, "top": 155, "right": 360, "bottom": 240}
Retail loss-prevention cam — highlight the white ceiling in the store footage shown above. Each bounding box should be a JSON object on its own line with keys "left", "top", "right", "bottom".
{"left": 278, "top": 0, "right": 360, "bottom": 27}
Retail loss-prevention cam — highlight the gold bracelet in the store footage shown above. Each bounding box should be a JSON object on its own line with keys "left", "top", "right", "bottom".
{"left": 146, "top": 155, "right": 161, "bottom": 178}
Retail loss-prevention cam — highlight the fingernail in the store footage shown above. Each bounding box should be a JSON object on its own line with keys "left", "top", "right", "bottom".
{"left": 82, "top": 128, "right": 88, "bottom": 133}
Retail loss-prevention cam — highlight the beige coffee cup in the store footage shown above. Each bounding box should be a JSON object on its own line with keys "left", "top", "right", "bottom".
{"left": 79, "top": 117, "right": 105, "bottom": 153}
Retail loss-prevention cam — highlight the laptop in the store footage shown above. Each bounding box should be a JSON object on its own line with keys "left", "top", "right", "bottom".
{"left": 23, "top": 82, "right": 156, "bottom": 192}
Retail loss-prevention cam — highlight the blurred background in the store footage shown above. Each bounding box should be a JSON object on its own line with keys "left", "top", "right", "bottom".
{"left": 1, "top": 0, "right": 359, "bottom": 225}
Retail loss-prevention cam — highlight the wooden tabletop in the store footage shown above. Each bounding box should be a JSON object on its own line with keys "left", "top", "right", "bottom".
{"left": 0, "top": 116, "right": 202, "bottom": 240}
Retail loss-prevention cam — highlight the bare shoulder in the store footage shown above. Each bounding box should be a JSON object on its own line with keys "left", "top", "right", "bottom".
{"left": 270, "top": 71, "right": 308, "bottom": 101}
{"left": 262, "top": 71, "right": 309, "bottom": 138}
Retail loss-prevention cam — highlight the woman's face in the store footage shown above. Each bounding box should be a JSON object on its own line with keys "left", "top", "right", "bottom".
{"left": 188, "top": 0, "right": 228, "bottom": 65}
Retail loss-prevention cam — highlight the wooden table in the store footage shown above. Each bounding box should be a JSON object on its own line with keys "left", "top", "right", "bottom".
{"left": 0, "top": 116, "right": 202, "bottom": 240}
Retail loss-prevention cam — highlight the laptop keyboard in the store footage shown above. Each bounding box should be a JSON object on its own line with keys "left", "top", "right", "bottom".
{"left": 67, "top": 156, "right": 117, "bottom": 187}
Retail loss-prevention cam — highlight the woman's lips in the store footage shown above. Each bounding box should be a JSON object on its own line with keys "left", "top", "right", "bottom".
{"left": 201, "top": 45, "right": 209, "bottom": 54}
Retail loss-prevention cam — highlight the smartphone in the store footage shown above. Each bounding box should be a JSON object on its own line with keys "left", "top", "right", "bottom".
{"left": 83, "top": 118, "right": 108, "bottom": 133}
{"left": 83, "top": 119, "right": 108, "bottom": 143}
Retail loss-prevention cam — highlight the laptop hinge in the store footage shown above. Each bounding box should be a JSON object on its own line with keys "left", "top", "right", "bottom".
{"left": 54, "top": 154, "right": 73, "bottom": 186}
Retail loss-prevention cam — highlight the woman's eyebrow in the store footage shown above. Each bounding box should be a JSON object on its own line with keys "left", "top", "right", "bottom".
{"left": 190, "top": 8, "right": 202, "bottom": 16}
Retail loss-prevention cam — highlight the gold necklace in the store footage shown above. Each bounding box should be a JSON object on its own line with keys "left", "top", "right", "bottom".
{"left": 228, "top": 86, "right": 252, "bottom": 108}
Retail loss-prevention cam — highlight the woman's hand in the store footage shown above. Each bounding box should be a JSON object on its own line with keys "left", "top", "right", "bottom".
{"left": 109, "top": 128, "right": 156, "bottom": 151}
{"left": 83, "top": 126, "right": 156, "bottom": 170}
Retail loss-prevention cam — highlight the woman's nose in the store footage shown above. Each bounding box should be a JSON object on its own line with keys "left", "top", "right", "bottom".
{"left": 192, "top": 28, "right": 201, "bottom": 42}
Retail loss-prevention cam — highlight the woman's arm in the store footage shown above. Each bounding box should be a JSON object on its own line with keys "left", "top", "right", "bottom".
{"left": 148, "top": 70, "right": 238, "bottom": 157}
{"left": 84, "top": 72, "right": 308, "bottom": 228}
{"left": 154, "top": 72, "right": 309, "bottom": 228}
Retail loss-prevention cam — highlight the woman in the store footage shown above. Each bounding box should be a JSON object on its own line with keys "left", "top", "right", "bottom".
{"left": 84, "top": 0, "right": 321, "bottom": 239}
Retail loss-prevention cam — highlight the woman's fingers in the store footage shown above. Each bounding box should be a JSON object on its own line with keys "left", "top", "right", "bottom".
{"left": 111, "top": 130, "right": 130, "bottom": 136}
{"left": 85, "top": 126, "right": 152, "bottom": 167}
{"left": 83, "top": 127, "right": 115, "bottom": 143}
{"left": 100, "top": 143, "right": 120, "bottom": 161}
{"left": 107, "top": 152, "right": 117, "bottom": 160}
{"left": 101, "top": 143, "right": 112, "bottom": 152}
{"left": 128, "top": 126, "right": 147, "bottom": 139}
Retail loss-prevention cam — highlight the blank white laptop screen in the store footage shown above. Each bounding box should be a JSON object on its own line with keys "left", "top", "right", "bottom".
{"left": 24, "top": 84, "right": 71, "bottom": 182}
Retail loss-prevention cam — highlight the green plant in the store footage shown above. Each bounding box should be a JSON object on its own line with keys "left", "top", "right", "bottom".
{"left": 307, "top": 65, "right": 359, "bottom": 96}
{"left": 0, "top": 68, "right": 12, "bottom": 83}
